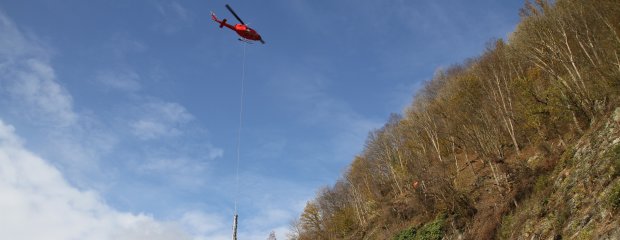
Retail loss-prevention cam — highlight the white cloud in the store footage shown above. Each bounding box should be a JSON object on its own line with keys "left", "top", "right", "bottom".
{"left": 0, "top": 10, "right": 76, "bottom": 127}
{"left": 180, "top": 211, "right": 231, "bottom": 240}
{"left": 135, "top": 156, "right": 211, "bottom": 187}
{"left": 0, "top": 9, "right": 233, "bottom": 240}
{"left": 0, "top": 10, "right": 119, "bottom": 187}
{"left": 0, "top": 11, "right": 47, "bottom": 59}
{"left": 0, "top": 119, "right": 192, "bottom": 240}
{"left": 130, "top": 141, "right": 223, "bottom": 188}
{"left": 154, "top": 1, "right": 191, "bottom": 34}
{"left": 156, "top": 1, "right": 188, "bottom": 20}
{"left": 7, "top": 59, "right": 77, "bottom": 126}
{"left": 130, "top": 101, "right": 194, "bottom": 140}
{"left": 0, "top": 8, "right": 222, "bottom": 187}
{"left": 106, "top": 33, "right": 148, "bottom": 59}
{"left": 96, "top": 70, "right": 141, "bottom": 92}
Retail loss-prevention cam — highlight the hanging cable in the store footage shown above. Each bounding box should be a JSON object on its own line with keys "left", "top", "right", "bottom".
{"left": 232, "top": 42, "right": 247, "bottom": 240}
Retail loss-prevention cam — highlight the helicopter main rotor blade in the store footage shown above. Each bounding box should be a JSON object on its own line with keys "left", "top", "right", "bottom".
{"left": 225, "top": 4, "right": 245, "bottom": 25}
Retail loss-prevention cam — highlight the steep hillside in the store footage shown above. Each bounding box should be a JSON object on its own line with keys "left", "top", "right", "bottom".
{"left": 289, "top": 0, "right": 620, "bottom": 239}
{"left": 499, "top": 109, "right": 620, "bottom": 239}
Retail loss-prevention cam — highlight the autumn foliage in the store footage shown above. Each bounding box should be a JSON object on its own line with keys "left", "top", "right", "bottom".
{"left": 290, "top": 0, "right": 620, "bottom": 239}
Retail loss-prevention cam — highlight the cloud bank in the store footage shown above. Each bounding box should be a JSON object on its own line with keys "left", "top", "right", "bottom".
{"left": 0, "top": 120, "right": 192, "bottom": 240}
{"left": 0, "top": 8, "right": 233, "bottom": 240}
{"left": 0, "top": 11, "right": 76, "bottom": 127}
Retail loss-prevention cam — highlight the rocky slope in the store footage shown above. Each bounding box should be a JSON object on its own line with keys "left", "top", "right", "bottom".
{"left": 498, "top": 108, "right": 620, "bottom": 239}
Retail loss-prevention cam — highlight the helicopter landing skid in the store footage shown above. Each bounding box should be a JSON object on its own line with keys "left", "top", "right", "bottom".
{"left": 238, "top": 38, "right": 254, "bottom": 44}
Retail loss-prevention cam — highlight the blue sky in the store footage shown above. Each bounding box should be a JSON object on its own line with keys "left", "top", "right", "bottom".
{"left": 0, "top": 0, "right": 523, "bottom": 239}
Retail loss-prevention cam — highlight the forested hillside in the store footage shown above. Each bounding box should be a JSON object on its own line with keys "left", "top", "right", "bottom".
{"left": 289, "top": 0, "right": 620, "bottom": 239}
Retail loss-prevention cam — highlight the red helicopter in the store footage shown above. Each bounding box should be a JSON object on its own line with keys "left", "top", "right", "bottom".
{"left": 211, "top": 4, "right": 265, "bottom": 44}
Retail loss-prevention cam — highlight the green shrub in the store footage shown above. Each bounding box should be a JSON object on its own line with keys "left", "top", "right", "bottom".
{"left": 575, "top": 224, "right": 594, "bottom": 240}
{"left": 392, "top": 215, "right": 446, "bottom": 240}
{"left": 534, "top": 175, "right": 549, "bottom": 193}
{"left": 497, "top": 214, "right": 515, "bottom": 240}
{"left": 560, "top": 146, "right": 576, "bottom": 167}
{"left": 416, "top": 215, "right": 445, "bottom": 240}
{"left": 393, "top": 227, "right": 416, "bottom": 240}
{"left": 609, "top": 145, "right": 620, "bottom": 177}
{"left": 609, "top": 182, "right": 620, "bottom": 211}
{"left": 555, "top": 206, "right": 571, "bottom": 229}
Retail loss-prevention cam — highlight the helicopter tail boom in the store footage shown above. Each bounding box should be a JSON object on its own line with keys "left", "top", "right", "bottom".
{"left": 211, "top": 11, "right": 234, "bottom": 30}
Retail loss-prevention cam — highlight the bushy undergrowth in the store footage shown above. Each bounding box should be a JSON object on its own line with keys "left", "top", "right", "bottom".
{"left": 393, "top": 215, "right": 445, "bottom": 240}
{"left": 610, "top": 145, "right": 620, "bottom": 177}
{"left": 393, "top": 227, "right": 416, "bottom": 240}
{"left": 606, "top": 145, "right": 620, "bottom": 211}
{"left": 609, "top": 182, "right": 620, "bottom": 211}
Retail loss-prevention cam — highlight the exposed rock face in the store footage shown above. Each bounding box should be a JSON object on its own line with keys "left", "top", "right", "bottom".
{"left": 500, "top": 109, "right": 620, "bottom": 239}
